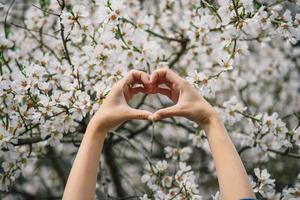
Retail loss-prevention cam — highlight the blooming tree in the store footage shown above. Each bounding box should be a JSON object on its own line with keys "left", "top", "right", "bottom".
{"left": 0, "top": 0, "right": 300, "bottom": 199}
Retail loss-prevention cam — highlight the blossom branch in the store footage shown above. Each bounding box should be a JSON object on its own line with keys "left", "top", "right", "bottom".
{"left": 169, "top": 37, "right": 189, "bottom": 68}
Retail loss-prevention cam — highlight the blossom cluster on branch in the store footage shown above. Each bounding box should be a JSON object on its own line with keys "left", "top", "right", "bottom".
{"left": 0, "top": 0, "right": 299, "bottom": 199}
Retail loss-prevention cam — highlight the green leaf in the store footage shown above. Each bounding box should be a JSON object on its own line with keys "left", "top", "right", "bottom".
{"left": 0, "top": 61, "right": 2, "bottom": 75}
{"left": 4, "top": 24, "right": 10, "bottom": 38}
{"left": 133, "top": 46, "right": 141, "bottom": 53}
{"left": 115, "top": 31, "right": 121, "bottom": 40}
{"left": 66, "top": 5, "right": 73, "bottom": 12}
{"left": 39, "top": 0, "right": 50, "bottom": 16}
{"left": 253, "top": 0, "right": 262, "bottom": 10}
{"left": 106, "top": 0, "right": 112, "bottom": 10}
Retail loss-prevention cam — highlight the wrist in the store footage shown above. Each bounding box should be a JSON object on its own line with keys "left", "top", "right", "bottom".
{"left": 201, "top": 112, "right": 223, "bottom": 134}
{"left": 86, "top": 118, "right": 108, "bottom": 142}
{"left": 88, "top": 110, "right": 110, "bottom": 132}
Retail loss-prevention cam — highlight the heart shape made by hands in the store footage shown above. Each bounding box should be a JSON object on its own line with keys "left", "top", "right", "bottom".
{"left": 124, "top": 69, "right": 186, "bottom": 122}
{"left": 122, "top": 68, "right": 213, "bottom": 126}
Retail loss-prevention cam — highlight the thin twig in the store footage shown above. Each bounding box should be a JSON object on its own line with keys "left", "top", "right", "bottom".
{"left": 10, "top": 23, "right": 59, "bottom": 39}
{"left": 58, "top": 0, "right": 73, "bottom": 66}
{"left": 267, "top": 148, "right": 300, "bottom": 159}
{"left": 231, "top": 0, "right": 240, "bottom": 21}
{"left": 110, "top": 131, "right": 153, "bottom": 165}
{"left": 145, "top": 29, "right": 184, "bottom": 43}
{"left": 4, "top": 0, "right": 16, "bottom": 38}
{"left": 169, "top": 37, "right": 189, "bottom": 68}
{"left": 32, "top": 4, "right": 60, "bottom": 16}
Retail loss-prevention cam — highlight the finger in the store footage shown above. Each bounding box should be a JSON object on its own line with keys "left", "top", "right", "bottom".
{"left": 124, "top": 70, "right": 150, "bottom": 86}
{"left": 150, "top": 68, "right": 182, "bottom": 86}
{"left": 140, "top": 71, "right": 151, "bottom": 85}
{"left": 127, "top": 108, "right": 152, "bottom": 120}
{"left": 149, "top": 105, "right": 183, "bottom": 121}
{"left": 130, "top": 86, "right": 148, "bottom": 95}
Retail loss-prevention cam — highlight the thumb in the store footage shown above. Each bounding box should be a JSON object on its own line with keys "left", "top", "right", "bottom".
{"left": 127, "top": 108, "right": 153, "bottom": 120}
{"left": 149, "top": 105, "right": 182, "bottom": 121}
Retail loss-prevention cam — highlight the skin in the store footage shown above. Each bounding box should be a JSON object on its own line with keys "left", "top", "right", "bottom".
{"left": 149, "top": 68, "right": 256, "bottom": 200}
{"left": 62, "top": 69, "right": 256, "bottom": 200}
{"left": 62, "top": 70, "right": 152, "bottom": 200}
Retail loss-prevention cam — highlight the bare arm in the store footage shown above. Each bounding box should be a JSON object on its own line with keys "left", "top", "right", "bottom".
{"left": 149, "top": 68, "right": 255, "bottom": 200}
{"left": 62, "top": 124, "right": 105, "bottom": 200}
{"left": 62, "top": 70, "right": 152, "bottom": 200}
{"left": 203, "top": 116, "right": 255, "bottom": 200}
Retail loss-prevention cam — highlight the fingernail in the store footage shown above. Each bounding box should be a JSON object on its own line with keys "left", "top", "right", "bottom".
{"left": 148, "top": 115, "right": 155, "bottom": 121}
{"left": 149, "top": 77, "right": 153, "bottom": 83}
{"left": 148, "top": 115, "right": 153, "bottom": 121}
{"left": 149, "top": 114, "right": 158, "bottom": 121}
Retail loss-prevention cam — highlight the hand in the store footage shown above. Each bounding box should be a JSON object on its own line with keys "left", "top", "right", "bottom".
{"left": 148, "top": 68, "right": 219, "bottom": 129}
{"left": 88, "top": 70, "right": 152, "bottom": 134}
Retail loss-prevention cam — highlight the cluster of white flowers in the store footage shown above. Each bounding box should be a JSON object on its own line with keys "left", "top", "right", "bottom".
{"left": 252, "top": 168, "right": 276, "bottom": 197}
{"left": 186, "top": 70, "right": 221, "bottom": 98}
{"left": 164, "top": 146, "right": 192, "bottom": 161}
{"left": 251, "top": 168, "right": 300, "bottom": 200}
{"left": 222, "top": 96, "right": 247, "bottom": 125}
{"left": 0, "top": 0, "right": 299, "bottom": 198}
{"left": 188, "top": 130, "right": 207, "bottom": 148}
{"left": 141, "top": 161, "right": 202, "bottom": 200}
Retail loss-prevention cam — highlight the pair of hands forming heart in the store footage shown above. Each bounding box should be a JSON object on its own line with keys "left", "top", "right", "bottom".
{"left": 64, "top": 68, "right": 256, "bottom": 200}
{"left": 88, "top": 68, "right": 218, "bottom": 135}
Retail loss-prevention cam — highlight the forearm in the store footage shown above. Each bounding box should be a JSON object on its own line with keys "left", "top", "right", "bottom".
{"left": 203, "top": 116, "right": 255, "bottom": 200}
{"left": 62, "top": 123, "right": 106, "bottom": 200}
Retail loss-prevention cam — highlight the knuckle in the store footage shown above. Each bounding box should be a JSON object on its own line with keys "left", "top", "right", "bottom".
{"left": 136, "top": 113, "right": 146, "bottom": 119}
{"left": 156, "top": 67, "right": 167, "bottom": 73}
{"left": 161, "top": 67, "right": 169, "bottom": 73}
{"left": 138, "top": 114, "right": 144, "bottom": 119}
{"left": 129, "top": 69, "right": 138, "bottom": 75}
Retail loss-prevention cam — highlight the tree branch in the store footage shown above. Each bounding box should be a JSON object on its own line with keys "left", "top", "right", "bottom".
{"left": 168, "top": 37, "right": 189, "bottom": 68}
{"left": 113, "top": 121, "right": 153, "bottom": 144}
{"left": 103, "top": 137, "right": 127, "bottom": 197}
